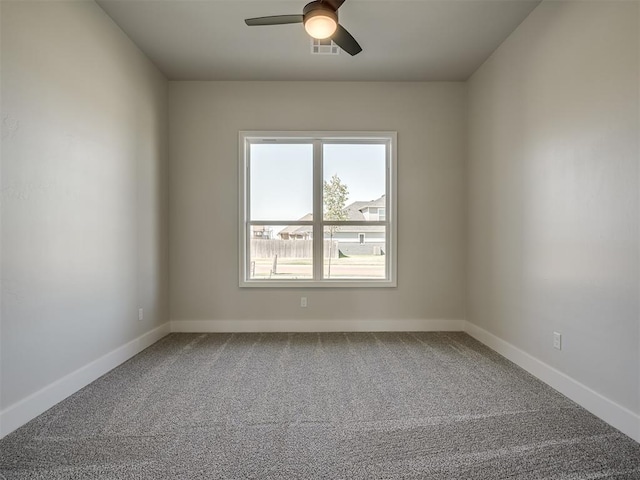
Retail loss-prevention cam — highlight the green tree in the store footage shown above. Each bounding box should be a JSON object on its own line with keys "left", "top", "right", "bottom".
{"left": 323, "top": 174, "right": 349, "bottom": 278}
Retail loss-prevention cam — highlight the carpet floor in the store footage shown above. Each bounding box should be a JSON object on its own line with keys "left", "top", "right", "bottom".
{"left": 1, "top": 332, "right": 639, "bottom": 479}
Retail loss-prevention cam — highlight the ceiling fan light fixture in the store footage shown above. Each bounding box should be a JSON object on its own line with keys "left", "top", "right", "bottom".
{"left": 303, "top": 9, "right": 337, "bottom": 39}
{"left": 245, "top": 0, "right": 362, "bottom": 56}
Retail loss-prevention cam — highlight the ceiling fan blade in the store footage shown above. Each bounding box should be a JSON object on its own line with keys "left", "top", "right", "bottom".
{"left": 245, "top": 15, "right": 303, "bottom": 26}
{"left": 323, "top": 0, "right": 346, "bottom": 10}
{"left": 331, "top": 24, "right": 362, "bottom": 56}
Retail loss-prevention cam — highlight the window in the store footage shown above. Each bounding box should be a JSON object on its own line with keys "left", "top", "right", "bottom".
{"left": 239, "top": 131, "right": 397, "bottom": 287}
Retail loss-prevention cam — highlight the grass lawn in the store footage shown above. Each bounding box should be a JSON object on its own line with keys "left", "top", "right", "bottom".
{"left": 250, "top": 255, "right": 386, "bottom": 279}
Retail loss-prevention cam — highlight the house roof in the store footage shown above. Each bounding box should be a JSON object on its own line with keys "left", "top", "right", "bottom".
{"left": 360, "top": 196, "right": 386, "bottom": 209}
{"left": 278, "top": 213, "right": 313, "bottom": 236}
{"left": 347, "top": 195, "right": 385, "bottom": 215}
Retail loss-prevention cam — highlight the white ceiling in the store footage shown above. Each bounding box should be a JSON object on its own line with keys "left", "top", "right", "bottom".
{"left": 96, "top": 0, "right": 541, "bottom": 81}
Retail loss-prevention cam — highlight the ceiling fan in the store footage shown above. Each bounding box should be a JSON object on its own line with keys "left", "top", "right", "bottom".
{"left": 244, "top": 0, "right": 362, "bottom": 56}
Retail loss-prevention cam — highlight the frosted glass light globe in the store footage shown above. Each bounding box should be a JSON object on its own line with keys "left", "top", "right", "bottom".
{"left": 304, "top": 13, "right": 337, "bottom": 39}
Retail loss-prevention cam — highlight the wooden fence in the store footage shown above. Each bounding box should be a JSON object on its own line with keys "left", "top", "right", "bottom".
{"left": 250, "top": 239, "right": 338, "bottom": 259}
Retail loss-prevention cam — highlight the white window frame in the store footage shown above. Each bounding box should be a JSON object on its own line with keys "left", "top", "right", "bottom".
{"left": 239, "top": 131, "right": 397, "bottom": 288}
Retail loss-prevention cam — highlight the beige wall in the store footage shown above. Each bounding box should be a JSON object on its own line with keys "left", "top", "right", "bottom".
{"left": 1, "top": 1, "right": 169, "bottom": 409}
{"left": 468, "top": 1, "right": 639, "bottom": 414}
{"left": 169, "top": 82, "right": 467, "bottom": 324}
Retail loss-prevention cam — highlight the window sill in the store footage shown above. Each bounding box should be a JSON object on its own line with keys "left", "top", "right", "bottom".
{"left": 239, "top": 279, "right": 397, "bottom": 288}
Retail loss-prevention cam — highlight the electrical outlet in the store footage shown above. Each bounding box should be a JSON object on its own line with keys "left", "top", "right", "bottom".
{"left": 553, "top": 331, "right": 562, "bottom": 350}
{"left": 138, "top": 308, "right": 144, "bottom": 321}
{"left": 300, "top": 297, "right": 307, "bottom": 308}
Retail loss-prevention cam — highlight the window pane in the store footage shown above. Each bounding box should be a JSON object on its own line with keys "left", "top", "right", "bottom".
{"left": 250, "top": 144, "right": 313, "bottom": 221}
{"left": 323, "top": 226, "right": 386, "bottom": 279}
{"left": 249, "top": 224, "right": 313, "bottom": 280}
{"left": 323, "top": 144, "right": 386, "bottom": 222}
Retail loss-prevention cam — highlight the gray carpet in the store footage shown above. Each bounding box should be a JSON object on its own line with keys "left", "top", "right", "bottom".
{"left": 1, "top": 332, "right": 639, "bottom": 479}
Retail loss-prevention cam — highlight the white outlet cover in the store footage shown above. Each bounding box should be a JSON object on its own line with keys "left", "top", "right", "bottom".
{"left": 553, "top": 332, "right": 562, "bottom": 350}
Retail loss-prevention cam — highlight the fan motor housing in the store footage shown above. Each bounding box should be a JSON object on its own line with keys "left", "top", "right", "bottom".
{"left": 303, "top": 1, "right": 338, "bottom": 18}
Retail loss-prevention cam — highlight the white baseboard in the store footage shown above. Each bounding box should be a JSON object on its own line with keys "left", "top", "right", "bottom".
{"left": 464, "top": 321, "right": 640, "bottom": 443}
{"left": 0, "top": 322, "right": 171, "bottom": 439}
{"left": 171, "top": 318, "right": 465, "bottom": 333}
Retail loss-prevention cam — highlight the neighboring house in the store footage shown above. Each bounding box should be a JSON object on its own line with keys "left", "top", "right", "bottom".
{"left": 277, "top": 196, "right": 386, "bottom": 256}
{"left": 354, "top": 195, "right": 386, "bottom": 221}
{"left": 278, "top": 213, "right": 313, "bottom": 240}
{"left": 252, "top": 225, "right": 274, "bottom": 239}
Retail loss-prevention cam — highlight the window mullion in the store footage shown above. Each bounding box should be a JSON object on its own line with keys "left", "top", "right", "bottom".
{"left": 312, "top": 140, "right": 323, "bottom": 281}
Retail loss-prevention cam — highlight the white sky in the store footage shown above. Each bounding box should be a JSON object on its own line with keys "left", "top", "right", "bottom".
{"left": 250, "top": 143, "right": 385, "bottom": 222}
